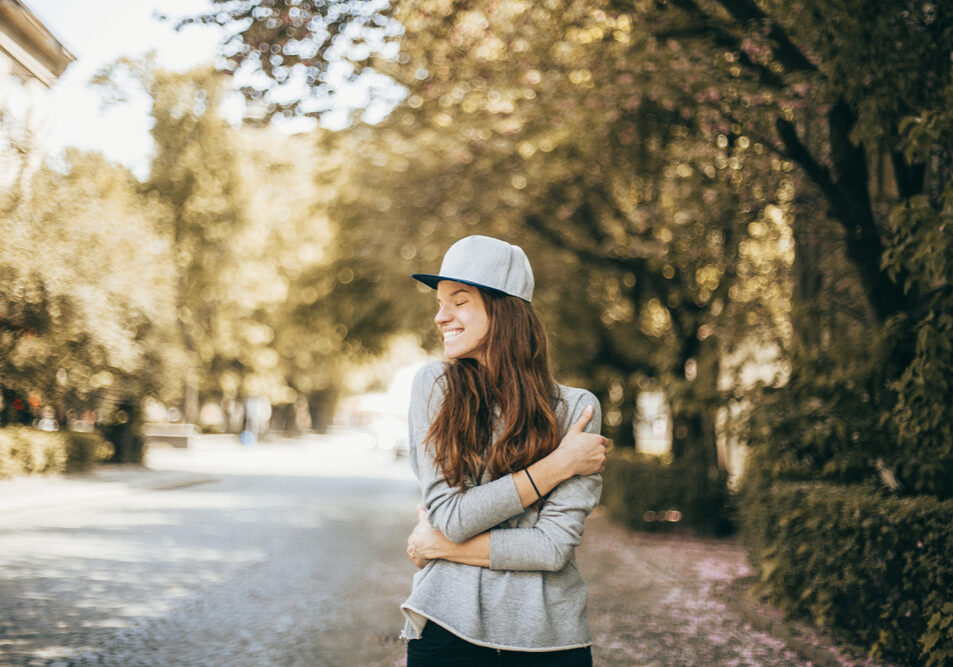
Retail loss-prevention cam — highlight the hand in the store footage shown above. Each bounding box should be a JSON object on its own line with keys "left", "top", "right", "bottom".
{"left": 554, "top": 405, "right": 608, "bottom": 476}
{"left": 406, "top": 506, "right": 439, "bottom": 568}
{"left": 406, "top": 538, "right": 429, "bottom": 569}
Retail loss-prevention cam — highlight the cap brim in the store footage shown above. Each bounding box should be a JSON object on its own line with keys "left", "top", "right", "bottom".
{"left": 411, "top": 274, "right": 506, "bottom": 295}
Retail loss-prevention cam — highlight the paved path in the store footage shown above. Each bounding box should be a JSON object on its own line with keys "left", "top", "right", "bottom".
{"left": 578, "top": 518, "right": 890, "bottom": 667}
{"left": 0, "top": 435, "right": 419, "bottom": 666}
{"left": 0, "top": 434, "right": 890, "bottom": 666}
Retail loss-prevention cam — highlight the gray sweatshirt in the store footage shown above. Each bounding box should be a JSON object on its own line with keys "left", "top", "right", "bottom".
{"left": 400, "top": 361, "right": 603, "bottom": 652}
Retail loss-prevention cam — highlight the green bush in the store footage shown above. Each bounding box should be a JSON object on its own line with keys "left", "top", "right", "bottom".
{"left": 0, "top": 426, "right": 112, "bottom": 477}
{"left": 602, "top": 450, "right": 734, "bottom": 536}
{"left": 739, "top": 480, "right": 953, "bottom": 667}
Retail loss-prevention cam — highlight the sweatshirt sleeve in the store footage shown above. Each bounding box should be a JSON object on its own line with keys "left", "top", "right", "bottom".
{"left": 488, "top": 390, "right": 603, "bottom": 571}
{"left": 409, "top": 362, "right": 525, "bottom": 543}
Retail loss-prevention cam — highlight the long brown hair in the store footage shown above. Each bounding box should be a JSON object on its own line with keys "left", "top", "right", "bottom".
{"left": 427, "top": 288, "right": 560, "bottom": 488}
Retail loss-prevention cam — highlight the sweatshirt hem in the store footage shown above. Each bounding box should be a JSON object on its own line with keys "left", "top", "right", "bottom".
{"left": 400, "top": 605, "right": 592, "bottom": 653}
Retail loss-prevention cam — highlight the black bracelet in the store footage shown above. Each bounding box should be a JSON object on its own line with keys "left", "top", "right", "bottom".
{"left": 524, "top": 467, "right": 542, "bottom": 500}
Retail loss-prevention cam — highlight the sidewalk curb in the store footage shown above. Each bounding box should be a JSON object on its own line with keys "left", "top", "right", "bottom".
{"left": 145, "top": 475, "right": 219, "bottom": 492}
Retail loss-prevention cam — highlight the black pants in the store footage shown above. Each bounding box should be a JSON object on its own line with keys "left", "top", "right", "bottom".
{"left": 407, "top": 621, "right": 593, "bottom": 666}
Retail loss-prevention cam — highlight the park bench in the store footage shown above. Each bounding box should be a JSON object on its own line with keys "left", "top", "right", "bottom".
{"left": 142, "top": 422, "right": 199, "bottom": 448}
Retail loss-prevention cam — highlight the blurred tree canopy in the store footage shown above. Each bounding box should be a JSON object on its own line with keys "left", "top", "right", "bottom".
{"left": 1, "top": 58, "right": 410, "bottom": 436}
{"left": 1, "top": 141, "right": 181, "bottom": 425}
{"left": 624, "top": 0, "right": 953, "bottom": 494}
{"left": 173, "top": 0, "right": 404, "bottom": 121}
{"left": 3, "top": 0, "right": 949, "bottom": 493}
{"left": 205, "top": 0, "right": 952, "bottom": 497}
{"left": 90, "top": 59, "right": 405, "bottom": 429}
{"left": 205, "top": 0, "right": 793, "bottom": 473}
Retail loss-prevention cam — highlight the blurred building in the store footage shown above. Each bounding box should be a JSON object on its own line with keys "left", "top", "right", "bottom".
{"left": 0, "top": 0, "right": 74, "bottom": 185}
{"left": 0, "top": 0, "right": 73, "bottom": 87}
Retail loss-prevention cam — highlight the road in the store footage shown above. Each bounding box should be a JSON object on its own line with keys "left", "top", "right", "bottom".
{"left": 0, "top": 433, "right": 882, "bottom": 667}
{"left": 0, "top": 435, "right": 417, "bottom": 666}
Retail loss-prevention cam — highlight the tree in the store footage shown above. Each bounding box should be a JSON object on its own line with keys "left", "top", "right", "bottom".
{"left": 1, "top": 146, "right": 180, "bottom": 441}
{"left": 200, "top": 0, "right": 953, "bottom": 495}
{"left": 305, "top": 1, "right": 797, "bottom": 476}
{"left": 199, "top": 0, "right": 792, "bottom": 470}
{"left": 173, "top": 0, "right": 405, "bottom": 122}
{"left": 94, "top": 59, "right": 418, "bottom": 431}
{"left": 622, "top": 0, "right": 953, "bottom": 493}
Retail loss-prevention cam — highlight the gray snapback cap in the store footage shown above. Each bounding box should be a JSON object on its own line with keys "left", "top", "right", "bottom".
{"left": 412, "top": 235, "right": 535, "bottom": 302}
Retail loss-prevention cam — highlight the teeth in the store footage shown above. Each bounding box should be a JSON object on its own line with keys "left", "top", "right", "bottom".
{"left": 443, "top": 329, "right": 463, "bottom": 340}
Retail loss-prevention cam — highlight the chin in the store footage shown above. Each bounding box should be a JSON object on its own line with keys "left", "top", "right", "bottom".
{"left": 444, "top": 345, "right": 474, "bottom": 361}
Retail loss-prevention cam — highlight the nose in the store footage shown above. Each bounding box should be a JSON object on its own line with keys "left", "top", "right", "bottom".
{"left": 434, "top": 305, "right": 451, "bottom": 325}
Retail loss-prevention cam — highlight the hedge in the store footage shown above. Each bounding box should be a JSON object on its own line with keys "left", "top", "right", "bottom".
{"left": 0, "top": 426, "right": 113, "bottom": 477}
{"left": 740, "top": 480, "right": 953, "bottom": 667}
{"left": 602, "top": 450, "right": 734, "bottom": 536}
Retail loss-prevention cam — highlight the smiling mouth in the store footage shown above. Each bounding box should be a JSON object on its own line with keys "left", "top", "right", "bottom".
{"left": 442, "top": 329, "right": 463, "bottom": 340}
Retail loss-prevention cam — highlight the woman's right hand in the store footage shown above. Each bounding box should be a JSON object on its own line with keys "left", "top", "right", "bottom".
{"left": 407, "top": 506, "right": 436, "bottom": 568}
{"left": 554, "top": 405, "right": 608, "bottom": 476}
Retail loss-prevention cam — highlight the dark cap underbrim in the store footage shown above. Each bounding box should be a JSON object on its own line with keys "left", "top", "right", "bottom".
{"left": 411, "top": 273, "right": 506, "bottom": 296}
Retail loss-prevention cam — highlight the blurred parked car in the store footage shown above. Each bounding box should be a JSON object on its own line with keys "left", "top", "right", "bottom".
{"left": 341, "top": 392, "right": 409, "bottom": 457}
{"left": 35, "top": 417, "right": 59, "bottom": 432}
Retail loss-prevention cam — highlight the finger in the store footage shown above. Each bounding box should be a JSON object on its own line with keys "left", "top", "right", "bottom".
{"left": 568, "top": 404, "right": 595, "bottom": 433}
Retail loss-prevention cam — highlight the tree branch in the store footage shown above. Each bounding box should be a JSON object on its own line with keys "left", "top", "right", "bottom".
{"left": 777, "top": 109, "right": 907, "bottom": 322}
{"left": 713, "top": 0, "right": 818, "bottom": 74}
{"left": 890, "top": 151, "right": 927, "bottom": 200}
{"left": 775, "top": 117, "right": 844, "bottom": 209}
{"left": 663, "top": 0, "right": 787, "bottom": 89}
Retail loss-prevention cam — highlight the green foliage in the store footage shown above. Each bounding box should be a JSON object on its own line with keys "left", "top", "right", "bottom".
{"left": 4, "top": 59, "right": 414, "bottom": 440}
{"left": 319, "top": 0, "right": 800, "bottom": 473}
{"left": 739, "top": 481, "right": 953, "bottom": 666}
{"left": 740, "top": 342, "right": 898, "bottom": 486}
{"left": 602, "top": 450, "right": 733, "bottom": 536}
{"left": 0, "top": 426, "right": 111, "bottom": 477}
{"left": 1, "top": 147, "right": 181, "bottom": 408}
{"left": 882, "top": 88, "right": 953, "bottom": 497}
{"left": 200, "top": 0, "right": 953, "bottom": 484}
{"left": 887, "top": 296, "right": 953, "bottom": 497}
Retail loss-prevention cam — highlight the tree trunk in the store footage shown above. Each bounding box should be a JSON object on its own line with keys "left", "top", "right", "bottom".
{"left": 791, "top": 189, "right": 825, "bottom": 352}
{"left": 269, "top": 403, "right": 300, "bottom": 436}
{"left": 669, "top": 336, "right": 720, "bottom": 471}
{"left": 308, "top": 389, "right": 337, "bottom": 433}
{"left": 104, "top": 399, "right": 144, "bottom": 464}
{"left": 615, "top": 384, "right": 638, "bottom": 450}
{"left": 184, "top": 384, "right": 199, "bottom": 425}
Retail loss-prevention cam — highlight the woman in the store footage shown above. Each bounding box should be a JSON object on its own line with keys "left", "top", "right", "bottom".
{"left": 401, "top": 235, "right": 608, "bottom": 666}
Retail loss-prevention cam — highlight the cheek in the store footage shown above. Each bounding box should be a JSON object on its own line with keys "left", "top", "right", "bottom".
{"left": 472, "top": 314, "right": 490, "bottom": 341}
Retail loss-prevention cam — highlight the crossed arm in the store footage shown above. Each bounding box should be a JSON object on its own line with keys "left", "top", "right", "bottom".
{"left": 406, "top": 364, "right": 607, "bottom": 570}
{"left": 407, "top": 470, "right": 602, "bottom": 571}
{"left": 407, "top": 507, "right": 491, "bottom": 567}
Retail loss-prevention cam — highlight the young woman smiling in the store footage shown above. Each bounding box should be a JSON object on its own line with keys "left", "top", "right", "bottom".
{"left": 401, "top": 235, "right": 608, "bottom": 666}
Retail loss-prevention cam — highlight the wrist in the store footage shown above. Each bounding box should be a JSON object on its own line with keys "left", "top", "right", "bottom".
{"left": 545, "top": 447, "right": 574, "bottom": 481}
